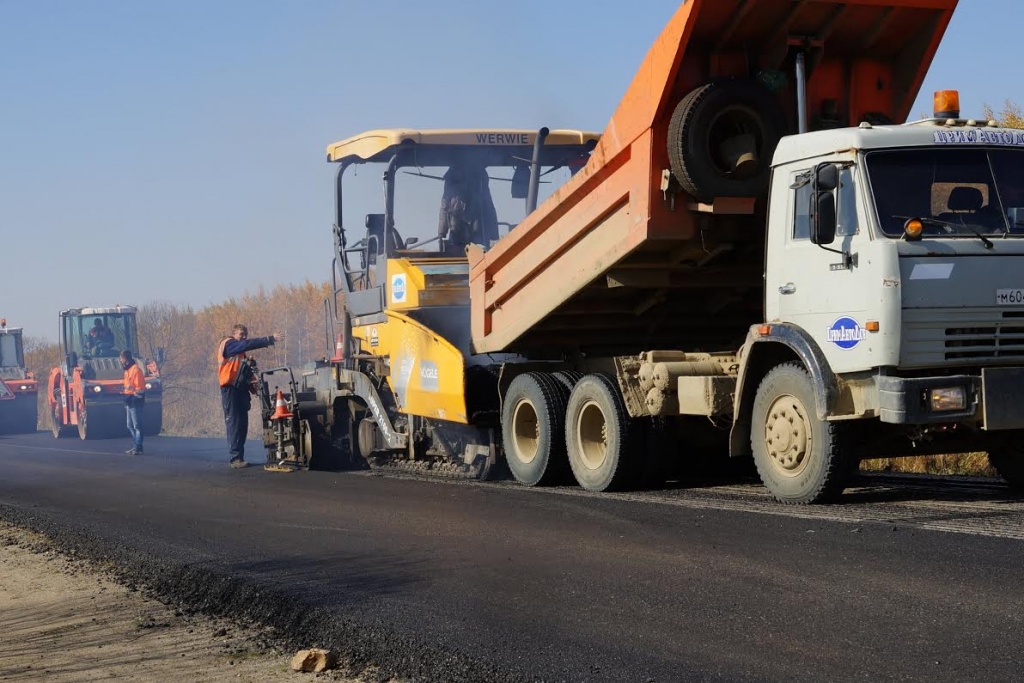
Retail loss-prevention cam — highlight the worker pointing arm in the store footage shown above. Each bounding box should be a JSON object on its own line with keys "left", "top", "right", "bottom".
{"left": 217, "top": 324, "right": 284, "bottom": 469}
{"left": 220, "top": 332, "right": 283, "bottom": 359}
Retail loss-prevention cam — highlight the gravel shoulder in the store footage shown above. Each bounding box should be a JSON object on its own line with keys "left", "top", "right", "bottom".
{"left": 0, "top": 520, "right": 361, "bottom": 682}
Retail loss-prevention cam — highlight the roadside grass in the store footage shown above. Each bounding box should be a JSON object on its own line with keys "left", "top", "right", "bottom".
{"left": 861, "top": 452, "right": 996, "bottom": 477}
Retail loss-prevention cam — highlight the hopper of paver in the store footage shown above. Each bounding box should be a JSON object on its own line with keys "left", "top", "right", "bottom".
{"left": 469, "top": 0, "right": 957, "bottom": 357}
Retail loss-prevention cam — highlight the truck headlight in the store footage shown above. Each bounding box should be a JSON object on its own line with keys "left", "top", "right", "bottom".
{"left": 930, "top": 387, "right": 966, "bottom": 412}
{"left": 93, "top": 385, "right": 103, "bottom": 393}
{"left": 145, "top": 382, "right": 152, "bottom": 390}
{"left": 19, "top": 385, "right": 28, "bottom": 391}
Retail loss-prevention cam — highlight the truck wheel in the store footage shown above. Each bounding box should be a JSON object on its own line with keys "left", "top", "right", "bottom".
{"left": 501, "top": 372, "right": 569, "bottom": 486}
{"left": 750, "top": 363, "right": 850, "bottom": 504}
{"left": 565, "top": 373, "right": 639, "bottom": 492}
{"left": 988, "top": 442, "right": 1024, "bottom": 491}
{"left": 667, "top": 79, "right": 785, "bottom": 201}
{"left": 552, "top": 371, "right": 583, "bottom": 393}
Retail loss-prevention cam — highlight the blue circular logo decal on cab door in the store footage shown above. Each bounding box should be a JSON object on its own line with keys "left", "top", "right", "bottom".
{"left": 827, "top": 317, "right": 867, "bottom": 350}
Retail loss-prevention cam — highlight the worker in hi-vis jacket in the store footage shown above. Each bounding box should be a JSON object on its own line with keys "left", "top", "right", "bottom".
{"left": 121, "top": 350, "right": 146, "bottom": 455}
{"left": 216, "top": 324, "right": 283, "bottom": 468}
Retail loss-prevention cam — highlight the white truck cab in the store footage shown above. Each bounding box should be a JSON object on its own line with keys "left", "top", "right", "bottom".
{"left": 748, "top": 96, "right": 1024, "bottom": 501}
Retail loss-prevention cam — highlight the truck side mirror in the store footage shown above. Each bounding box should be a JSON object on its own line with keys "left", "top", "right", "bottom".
{"left": 815, "top": 163, "right": 839, "bottom": 192}
{"left": 813, "top": 191, "right": 837, "bottom": 245}
{"left": 156, "top": 347, "right": 166, "bottom": 366}
{"left": 511, "top": 165, "right": 530, "bottom": 199}
{"left": 68, "top": 352, "right": 78, "bottom": 369}
{"left": 811, "top": 163, "right": 839, "bottom": 246}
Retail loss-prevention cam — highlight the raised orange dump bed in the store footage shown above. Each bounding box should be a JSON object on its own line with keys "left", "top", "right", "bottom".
{"left": 469, "top": 0, "right": 957, "bottom": 356}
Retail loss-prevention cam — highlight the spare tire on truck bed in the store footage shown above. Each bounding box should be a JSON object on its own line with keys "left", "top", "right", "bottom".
{"left": 667, "top": 79, "right": 786, "bottom": 201}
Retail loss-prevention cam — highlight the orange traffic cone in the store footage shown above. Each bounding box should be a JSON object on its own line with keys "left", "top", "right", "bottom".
{"left": 270, "top": 389, "right": 293, "bottom": 420}
{"left": 330, "top": 333, "right": 345, "bottom": 363}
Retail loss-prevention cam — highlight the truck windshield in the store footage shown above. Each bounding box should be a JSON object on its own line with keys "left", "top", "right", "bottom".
{"left": 867, "top": 148, "right": 1024, "bottom": 238}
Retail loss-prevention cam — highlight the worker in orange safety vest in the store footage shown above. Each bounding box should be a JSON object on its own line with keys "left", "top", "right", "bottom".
{"left": 121, "top": 350, "right": 146, "bottom": 455}
{"left": 217, "top": 323, "right": 283, "bottom": 468}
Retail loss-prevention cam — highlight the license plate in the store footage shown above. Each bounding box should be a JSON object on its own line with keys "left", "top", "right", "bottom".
{"left": 996, "top": 289, "right": 1024, "bottom": 305}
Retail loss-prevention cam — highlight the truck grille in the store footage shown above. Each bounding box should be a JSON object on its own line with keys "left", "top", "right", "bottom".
{"left": 902, "top": 309, "right": 1024, "bottom": 367}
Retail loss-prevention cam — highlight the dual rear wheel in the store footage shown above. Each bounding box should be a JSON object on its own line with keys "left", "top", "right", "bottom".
{"left": 502, "top": 372, "right": 653, "bottom": 492}
{"left": 502, "top": 372, "right": 570, "bottom": 487}
{"left": 564, "top": 374, "right": 640, "bottom": 492}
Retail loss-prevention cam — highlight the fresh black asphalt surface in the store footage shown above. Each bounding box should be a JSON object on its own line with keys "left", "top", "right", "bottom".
{"left": 1, "top": 431, "right": 1023, "bottom": 682}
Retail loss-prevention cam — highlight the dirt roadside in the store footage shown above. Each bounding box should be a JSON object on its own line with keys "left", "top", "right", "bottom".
{"left": 0, "top": 521, "right": 368, "bottom": 682}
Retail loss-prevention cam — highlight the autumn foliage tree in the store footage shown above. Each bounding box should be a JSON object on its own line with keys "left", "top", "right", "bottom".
{"left": 983, "top": 101, "right": 1024, "bottom": 128}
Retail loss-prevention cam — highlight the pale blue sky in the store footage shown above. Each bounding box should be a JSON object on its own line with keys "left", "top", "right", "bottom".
{"left": 1, "top": 1, "right": 1019, "bottom": 341}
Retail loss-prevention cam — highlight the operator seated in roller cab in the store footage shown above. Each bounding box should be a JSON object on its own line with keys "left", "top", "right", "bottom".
{"left": 438, "top": 160, "right": 499, "bottom": 253}
{"left": 85, "top": 318, "right": 115, "bottom": 356}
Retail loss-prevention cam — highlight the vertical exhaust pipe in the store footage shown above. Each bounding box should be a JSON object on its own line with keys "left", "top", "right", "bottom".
{"left": 795, "top": 51, "right": 808, "bottom": 134}
{"left": 323, "top": 298, "right": 333, "bottom": 361}
{"left": 526, "top": 127, "right": 550, "bottom": 215}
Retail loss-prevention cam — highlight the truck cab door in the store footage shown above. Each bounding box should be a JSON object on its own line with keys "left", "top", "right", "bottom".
{"left": 766, "top": 165, "right": 872, "bottom": 372}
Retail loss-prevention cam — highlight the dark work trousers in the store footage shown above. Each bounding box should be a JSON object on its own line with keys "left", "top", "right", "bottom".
{"left": 221, "top": 386, "right": 251, "bottom": 461}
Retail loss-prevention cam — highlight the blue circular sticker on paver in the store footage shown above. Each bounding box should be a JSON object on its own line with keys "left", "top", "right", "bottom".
{"left": 827, "top": 317, "right": 866, "bottom": 350}
{"left": 391, "top": 274, "right": 407, "bottom": 303}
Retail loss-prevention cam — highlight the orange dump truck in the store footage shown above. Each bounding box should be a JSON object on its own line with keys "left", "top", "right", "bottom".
{"left": 465, "top": 0, "right": 1024, "bottom": 504}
